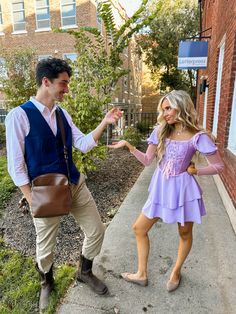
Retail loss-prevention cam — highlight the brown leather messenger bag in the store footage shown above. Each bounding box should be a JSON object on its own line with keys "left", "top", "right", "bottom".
{"left": 31, "top": 108, "right": 72, "bottom": 218}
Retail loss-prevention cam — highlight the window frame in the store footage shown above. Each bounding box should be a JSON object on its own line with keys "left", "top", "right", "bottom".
{"left": 212, "top": 39, "right": 225, "bottom": 136}
{"left": 227, "top": 76, "right": 236, "bottom": 155}
{"left": 202, "top": 86, "right": 209, "bottom": 129}
{"left": 11, "top": 0, "right": 27, "bottom": 33}
{"left": 35, "top": 0, "right": 51, "bottom": 31}
{"left": 60, "top": 0, "right": 77, "bottom": 29}
{"left": 0, "top": 4, "right": 3, "bottom": 33}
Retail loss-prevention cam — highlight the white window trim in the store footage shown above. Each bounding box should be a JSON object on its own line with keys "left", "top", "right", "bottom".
{"left": 11, "top": 0, "right": 26, "bottom": 33}
{"left": 35, "top": 0, "right": 51, "bottom": 31}
{"left": 203, "top": 86, "right": 208, "bottom": 129}
{"left": 212, "top": 40, "right": 225, "bottom": 136}
{"left": 35, "top": 28, "right": 51, "bottom": 33}
{"left": 60, "top": 25, "right": 78, "bottom": 30}
{"left": 227, "top": 76, "right": 236, "bottom": 155}
{"left": 60, "top": 0, "right": 77, "bottom": 28}
{"left": 11, "top": 30, "right": 27, "bottom": 35}
{"left": 0, "top": 4, "right": 3, "bottom": 33}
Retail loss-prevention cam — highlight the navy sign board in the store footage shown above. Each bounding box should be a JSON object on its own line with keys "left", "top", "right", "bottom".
{"left": 178, "top": 41, "right": 208, "bottom": 70}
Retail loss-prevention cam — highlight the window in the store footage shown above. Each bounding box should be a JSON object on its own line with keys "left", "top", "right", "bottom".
{"left": 35, "top": 0, "right": 50, "bottom": 30}
{"left": 63, "top": 53, "right": 77, "bottom": 62}
{"left": 212, "top": 41, "right": 225, "bottom": 136}
{"left": 227, "top": 76, "right": 236, "bottom": 155}
{"left": 0, "top": 4, "right": 3, "bottom": 33}
{"left": 61, "top": 0, "right": 76, "bottom": 27}
{"left": 38, "top": 55, "right": 52, "bottom": 61}
{"left": 11, "top": 0, "right": 26, "bottom": 32}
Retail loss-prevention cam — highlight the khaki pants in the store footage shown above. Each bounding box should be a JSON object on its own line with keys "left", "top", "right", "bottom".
{"left": 33, "top": 174, "right": 105, "bottom": 273}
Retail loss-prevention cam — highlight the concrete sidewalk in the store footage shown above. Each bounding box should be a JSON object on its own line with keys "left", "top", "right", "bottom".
{"left": 57, "top": 162, "right": 236, "bottom": 314}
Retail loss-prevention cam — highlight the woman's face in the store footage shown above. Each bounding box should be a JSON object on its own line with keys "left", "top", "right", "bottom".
{"left": 161, "top": 99, "right": 177, "bottom": 125}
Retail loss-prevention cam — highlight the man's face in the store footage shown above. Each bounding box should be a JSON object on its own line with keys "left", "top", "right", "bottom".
{"left": 45, "top": 71, "right": 70, "bottom": 102}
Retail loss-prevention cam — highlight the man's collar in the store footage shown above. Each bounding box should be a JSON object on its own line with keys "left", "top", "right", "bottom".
{"left": 30, "top": 96, "right": 58, "bottom": 114}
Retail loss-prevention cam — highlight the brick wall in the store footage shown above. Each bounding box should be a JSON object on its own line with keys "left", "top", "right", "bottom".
{"left": 197, "top": 0, "right": 236, "bottom": 206}
{"left": 0, "top": 0, "right": 95, "bottom": 58}
{"left": 0, "top": 0, "right": 142, "bottom": 110}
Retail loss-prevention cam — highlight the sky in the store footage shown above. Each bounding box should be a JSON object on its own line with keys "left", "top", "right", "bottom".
{"left": 119, "top": 0, "right": 143, "bottom": 17}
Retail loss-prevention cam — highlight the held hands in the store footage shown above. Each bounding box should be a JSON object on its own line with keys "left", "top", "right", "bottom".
{"left": 187, "top": 161, "right": 198, "bottom": 175}
{"left": 104, "top": 107, "right": 123, "bottom": 125}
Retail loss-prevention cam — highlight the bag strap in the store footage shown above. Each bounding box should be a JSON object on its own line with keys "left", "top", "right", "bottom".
{"left": 56, "top": 108, "right": 71, "bottom": 183}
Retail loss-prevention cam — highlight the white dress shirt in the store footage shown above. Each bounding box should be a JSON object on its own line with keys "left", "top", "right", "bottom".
{"left": 5, "top": 97, "right": 97, "bottom": 186}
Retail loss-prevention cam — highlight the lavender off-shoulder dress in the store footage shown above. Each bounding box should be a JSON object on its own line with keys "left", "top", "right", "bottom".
{"left": 141, "top": 128, "right": 219, "bottom": 226}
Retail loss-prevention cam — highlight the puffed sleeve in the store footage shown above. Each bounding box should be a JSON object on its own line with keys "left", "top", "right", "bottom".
{"left": 193, "top": 132, "right": 217, "bottom": 155}
{"left": 147, "top": 126, "right": 159, "bottom": 145}
{"left": 193, "top": 132, "right": 224, "bottom": 175}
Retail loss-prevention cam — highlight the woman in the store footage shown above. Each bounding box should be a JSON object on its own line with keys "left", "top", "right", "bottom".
{"left": 108, "top": 90, "right": 224, "bottom": 292}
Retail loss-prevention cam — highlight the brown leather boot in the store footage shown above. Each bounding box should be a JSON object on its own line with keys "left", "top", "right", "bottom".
{"left": 36, "top": 264, "right": 54, "bottom": 311}
{"left": 77, "top": 255, "right": 108, "bottom": 295}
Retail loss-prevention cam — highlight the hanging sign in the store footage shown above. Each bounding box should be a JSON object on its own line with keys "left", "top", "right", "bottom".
{"left": 178, "top": 41, "right": 208, "bottom": 70}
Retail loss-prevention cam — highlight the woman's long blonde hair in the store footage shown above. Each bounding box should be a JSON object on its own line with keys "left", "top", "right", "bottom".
{"left": 156, "top": 90, "right": 204, "bottom": 160}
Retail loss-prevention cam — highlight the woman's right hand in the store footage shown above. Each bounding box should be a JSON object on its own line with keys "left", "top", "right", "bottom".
{"left": 107, "top": 140, "right": 127, "bottom": 149}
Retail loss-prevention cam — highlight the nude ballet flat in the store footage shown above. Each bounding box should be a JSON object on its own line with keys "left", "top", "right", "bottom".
{"left": 121, "top": 272, "right": 148, "bottom": 287}
{"left": 166, "top": 275, "right": 181, "bottom": 292}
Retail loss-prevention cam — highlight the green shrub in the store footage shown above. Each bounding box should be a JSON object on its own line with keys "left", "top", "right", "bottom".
{"left": 122, "top": 126, "right": 142, "bottom": 147}
{"left": 0, "top": 124, "right": 5, "bottom": 145}
{"left": 0, "top": 157, "right": 16, "bottom": 214}
{"left": 136, "top": 121, "right": 152, "bottom": 134}
{"left": 0, "top": 238, "right": 76, "bottom": 314}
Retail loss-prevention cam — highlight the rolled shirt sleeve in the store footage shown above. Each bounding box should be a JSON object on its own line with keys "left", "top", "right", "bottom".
{"left": 61, "top": 109, "right": 97, "bottom": 153}
{"left": 5, "top": 108, "right": 30, "bottom": 186}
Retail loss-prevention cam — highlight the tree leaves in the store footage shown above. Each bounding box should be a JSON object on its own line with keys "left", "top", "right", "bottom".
{"left": 0, "top": 48, "right": 37, "bottom": 108}
{"left": 137, "top": 0, "right": 199, "bottom": 97}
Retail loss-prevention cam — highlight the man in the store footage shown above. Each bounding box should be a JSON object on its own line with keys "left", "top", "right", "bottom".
{"left": 5, "top": 58, "right": 122, "bottom": 311}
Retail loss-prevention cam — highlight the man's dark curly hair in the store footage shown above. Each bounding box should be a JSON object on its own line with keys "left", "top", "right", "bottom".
{"left": 36, "top": 58, "right": 72, "bottom": 87}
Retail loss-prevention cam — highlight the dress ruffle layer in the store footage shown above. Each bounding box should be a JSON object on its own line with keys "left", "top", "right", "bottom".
{"left": 142, "top": 168, "right": 206, "bottom": 226}
{"left": 142, "top": 129, "right": 218, "bottom": 226}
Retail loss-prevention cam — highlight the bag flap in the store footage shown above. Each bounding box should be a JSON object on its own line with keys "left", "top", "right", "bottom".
{"left": 32, "top": 173, "right": 69, "bottom": 186}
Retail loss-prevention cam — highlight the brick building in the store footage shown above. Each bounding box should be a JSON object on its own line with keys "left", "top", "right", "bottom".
{"left": 196, "top": 0, "right": 236, "bottom": 231}
{"left": 0, "top": 0, "right": 142, "bottom": 117}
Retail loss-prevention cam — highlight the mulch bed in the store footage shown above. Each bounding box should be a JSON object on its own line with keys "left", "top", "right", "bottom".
{"left": 1, "top": 146, "right": 146, "bottom": 265}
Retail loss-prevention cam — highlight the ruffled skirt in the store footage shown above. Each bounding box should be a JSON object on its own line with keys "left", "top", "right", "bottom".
{"left": 142, "top": 168, "right": 206, "bottom": 226}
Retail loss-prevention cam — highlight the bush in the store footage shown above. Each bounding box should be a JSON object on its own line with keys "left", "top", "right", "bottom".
{"left": 0, "top": 124, "right": 5, "bottom": 146}
{"left": 136, "top": 121, "right": 152, "bottom": 134}
{"left": 122, "top": 126, "right": 142, "bottom": 147}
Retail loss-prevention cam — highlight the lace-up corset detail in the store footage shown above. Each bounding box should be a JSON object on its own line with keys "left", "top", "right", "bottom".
{"left": 159, "top": 139, "right": 194, "bottom": 178}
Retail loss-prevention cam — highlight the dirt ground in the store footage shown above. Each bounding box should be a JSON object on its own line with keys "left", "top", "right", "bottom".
{"left": 2, "top": 147, "right": 146, "bottom": 265}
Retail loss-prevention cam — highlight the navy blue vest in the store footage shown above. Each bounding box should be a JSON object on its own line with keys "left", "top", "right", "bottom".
{"left": 21, "top": 101, "right": 80, "bottom": 184}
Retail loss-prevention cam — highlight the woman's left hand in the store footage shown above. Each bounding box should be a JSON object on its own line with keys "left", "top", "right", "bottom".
{"left": 107, "top": 140, "right": 127, "bottom": 149}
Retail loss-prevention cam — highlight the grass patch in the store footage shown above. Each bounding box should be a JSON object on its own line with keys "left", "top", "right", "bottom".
{"left": 0, "top": 155, "right": 77, "bottom": 312}
{"left": 0, "top": 238, "right": 76, "bottom": 313}
{"left": 0, "top": 156, "right": 16, "bottom": 213}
